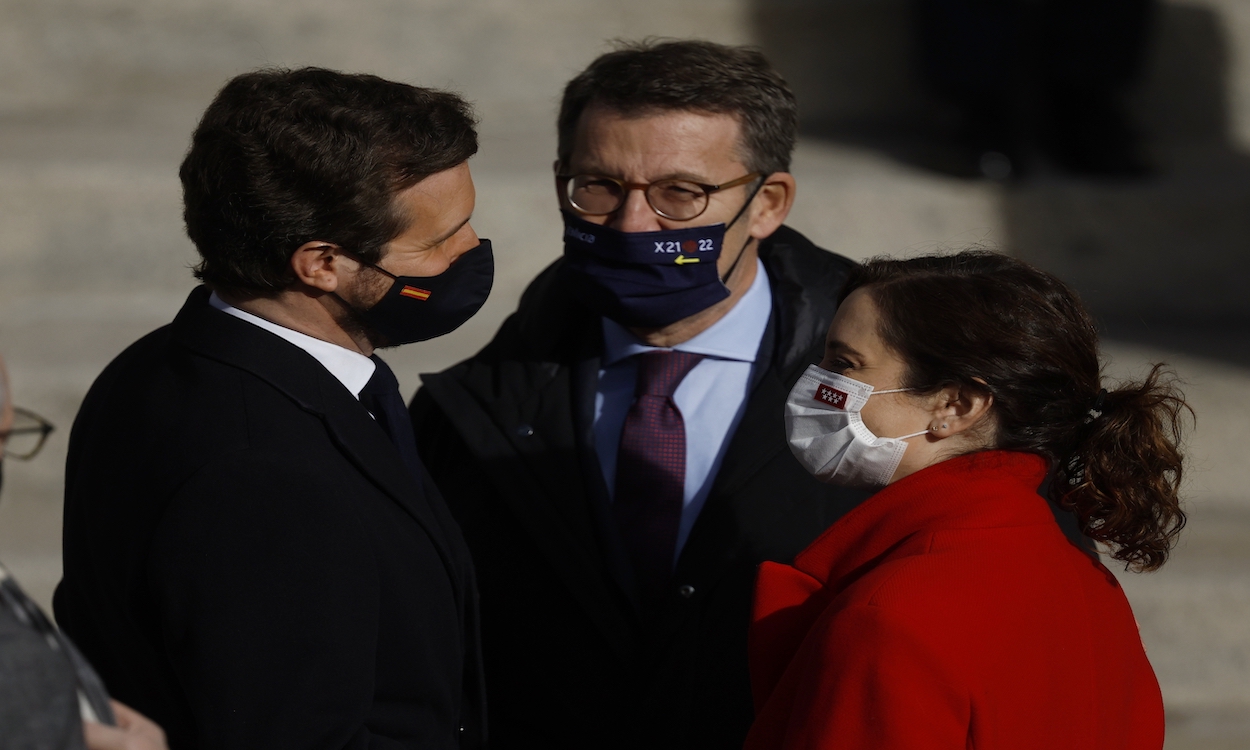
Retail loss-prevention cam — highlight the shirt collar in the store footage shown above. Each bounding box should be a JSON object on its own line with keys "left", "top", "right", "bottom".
{"left": 601, "top": 258, "right": 772, "bottom": 366}
{"left": 208, "top": 292, "right": 376, "bottom": 398}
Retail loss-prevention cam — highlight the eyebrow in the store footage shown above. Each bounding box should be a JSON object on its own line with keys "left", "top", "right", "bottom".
{"left": 569, "top": 166, "right": 714, "bottom": 184}
{"left": 432, "top": 215, "right": 472, "bottom": 246}
{"left": 826, "top": 338, "right": 866, "bottom": 360}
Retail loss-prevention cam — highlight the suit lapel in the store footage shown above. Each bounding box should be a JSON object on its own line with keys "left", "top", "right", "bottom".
{"left": 171, "top": 288, "right": 464, "bottom": 583}
{"left": 423, "top": 353, "right": 641, "bottom": 659}
{"left": 658, "top": 284, "right": 811, "bottom": 634}
{"left": 315, "top": 387, "right": 466, "bottom": 584}
{"left": 571, "top": 354, "right": 641, "bottom": 611}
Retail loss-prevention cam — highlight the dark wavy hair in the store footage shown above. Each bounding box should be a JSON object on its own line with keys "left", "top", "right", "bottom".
{"left": 180, "top": 67, "right": 478, "bottom": 299}
{"left": 842, "top": 250, "right": 1189, "bottom": 572}
{"left": 557, "top": 39, "right": 798, "bottom": 175}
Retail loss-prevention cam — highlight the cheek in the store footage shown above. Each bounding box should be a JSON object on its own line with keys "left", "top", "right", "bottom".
{"left": 859, "top": 397, "right": 919, "bottom": 438}
{"left": 397, "top": 246, "right": 457, "bottom": 278}
{"left": 717, "top": 223, "right": 751, "bottom": 269}
{"left": 350, "top": 268, "right": 393, "bottom": 307}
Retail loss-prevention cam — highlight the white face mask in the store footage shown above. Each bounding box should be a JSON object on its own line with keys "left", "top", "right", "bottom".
{"left": 784, "top": 364, "right": 930, "bottom": 490}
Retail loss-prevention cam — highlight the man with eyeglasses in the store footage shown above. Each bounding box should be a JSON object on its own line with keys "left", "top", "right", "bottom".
{"left": 409, "top": 40, "right": 865, "bottom": 749}
{"left": 1, "top": 354, "right": 168, "bottom": 750}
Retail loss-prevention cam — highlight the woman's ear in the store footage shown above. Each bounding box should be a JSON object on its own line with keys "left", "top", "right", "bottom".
{"left": 925, "top": 383, "right": 995, "bottom": 442}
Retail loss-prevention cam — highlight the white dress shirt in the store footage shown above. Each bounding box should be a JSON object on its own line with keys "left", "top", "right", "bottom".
{"left": 208, "top": 292, "right": 375, "bottom": 399}
{"left": 593, "top": 259, "right": 773, "bottom": 561}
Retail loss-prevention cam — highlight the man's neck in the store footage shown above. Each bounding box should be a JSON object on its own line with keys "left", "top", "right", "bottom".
{"left": 217, "top": 288, "right": 374, "bottom": 356}
{"left": 627, "top": 244, "right": 760, "bottom": 348}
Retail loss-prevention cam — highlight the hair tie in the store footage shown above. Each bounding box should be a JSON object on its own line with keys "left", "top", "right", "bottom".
{"left": 1085, "top": 388, "right": 1108, "bottom": 423}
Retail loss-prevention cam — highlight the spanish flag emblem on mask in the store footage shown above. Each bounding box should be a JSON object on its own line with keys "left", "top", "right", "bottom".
{"left": 400, "top": 285, "right": 432, "bottom": 301}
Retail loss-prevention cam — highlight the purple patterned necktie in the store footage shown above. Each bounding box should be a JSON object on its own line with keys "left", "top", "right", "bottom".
{"left": 613, "top": 350, "right": 704, "bottom": 606}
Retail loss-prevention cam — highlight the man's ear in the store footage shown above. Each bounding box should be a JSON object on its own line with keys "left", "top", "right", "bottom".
{"left": 553, "top": 160, "right": 566, "bottom": 207}
{"left": 924, "top": 383, "right": 995, "bottom": 441}
{"left": 289, "top": 242, "right": 345, "bottom": 293}
{"left": 747, "top": 172, "right": 797, "bottom": 241}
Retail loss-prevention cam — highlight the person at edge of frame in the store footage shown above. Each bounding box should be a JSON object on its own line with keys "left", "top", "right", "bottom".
{"left": 54, "top": 67, "right": 492, "bottom": 750}
{"left": 409, "top": 39, "right": 867, "bottom": 750}
{"left": 1, "top": 354, "right": 168, "bottom": 750}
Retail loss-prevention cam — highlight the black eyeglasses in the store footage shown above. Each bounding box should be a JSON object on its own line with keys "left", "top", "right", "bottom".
{"left": 0, "top": 408, "right": 55, "bottom": 461}
{"left": 558, "top": 172, "right": 761, "bottom": 221}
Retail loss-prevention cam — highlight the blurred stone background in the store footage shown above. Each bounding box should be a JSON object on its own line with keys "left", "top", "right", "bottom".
{"left": 0, "top": 1, "right": 1246, "bottom": 747}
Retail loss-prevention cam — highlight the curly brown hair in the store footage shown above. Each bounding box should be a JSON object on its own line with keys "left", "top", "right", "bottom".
{"left": 842, "top": 250, "right": 1190, "bottom": 572}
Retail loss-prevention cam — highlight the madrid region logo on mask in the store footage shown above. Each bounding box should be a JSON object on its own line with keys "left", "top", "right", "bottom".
{"left": 559, "top": 210, "right": 730, "bottom": 328}
{"left": 814, "top": 383, "right": 849, "bottom": 409}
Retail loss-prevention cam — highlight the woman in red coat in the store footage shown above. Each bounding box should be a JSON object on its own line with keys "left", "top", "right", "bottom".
{"left": 747, "top": 251, "right": 1187, "bottom": 750}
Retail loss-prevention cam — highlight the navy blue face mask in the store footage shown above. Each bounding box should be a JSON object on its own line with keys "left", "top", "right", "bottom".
{"left": 559, "top": 187, "right": 759, "bottom": 328}
{"left": 345, "top": 240, "right": 495, "bottom": 346}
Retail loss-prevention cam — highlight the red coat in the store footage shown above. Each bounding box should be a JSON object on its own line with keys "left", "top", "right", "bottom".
{"left": 745, "top": 451, "right": 1163, "bottom": 750}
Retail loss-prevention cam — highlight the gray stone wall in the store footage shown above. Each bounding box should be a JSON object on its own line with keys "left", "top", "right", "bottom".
{"left": 0, "top": 2, "right": 1247, "bottom": 746}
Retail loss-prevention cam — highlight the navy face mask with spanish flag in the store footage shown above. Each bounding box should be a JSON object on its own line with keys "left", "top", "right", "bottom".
{"left": 351, "top": 240, "right": 494, "bottom": 346}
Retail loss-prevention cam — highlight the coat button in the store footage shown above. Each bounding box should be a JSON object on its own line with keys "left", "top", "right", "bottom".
{"left": 515, "top": 424, "right": 534, "bottom": 437}
{"left": 678, "top": 584, "right": 695, "bottom": 598}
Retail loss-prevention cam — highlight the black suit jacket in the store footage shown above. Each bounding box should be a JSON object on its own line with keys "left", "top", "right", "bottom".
{"left": 54, "top": 287, "right": 485, "bottom": 750}
{"left": 409, "top": 226, "right": 867, "bottom": 749}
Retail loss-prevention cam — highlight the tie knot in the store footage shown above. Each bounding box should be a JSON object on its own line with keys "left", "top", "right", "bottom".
{"left": 634, "top": 351, "right": 703, "bottom": 398}
{"left": 363, "top": 354, "right": 400, "bottom": 397}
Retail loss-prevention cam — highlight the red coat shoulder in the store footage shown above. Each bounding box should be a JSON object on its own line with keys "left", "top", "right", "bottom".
{"left": 746, "top": 453, "right": 1164, "bottom": 750}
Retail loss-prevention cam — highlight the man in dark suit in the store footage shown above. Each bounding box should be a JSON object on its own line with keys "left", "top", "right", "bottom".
{"left": 409, "top": 40, "right": 865, "bottom": 749}
{"left": 55, "top": 68, "right": 492, "bottom": 750}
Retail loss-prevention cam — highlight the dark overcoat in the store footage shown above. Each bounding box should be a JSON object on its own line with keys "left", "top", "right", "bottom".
{"left": 55, "top": 287, "right": 485, "bottom": 750}
{"left": 410, "top": 226, "right": 866, "bottom": 749}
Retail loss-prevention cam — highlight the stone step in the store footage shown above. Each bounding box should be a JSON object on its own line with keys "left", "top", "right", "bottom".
{"left": 0, "top": 1, "right": 1248, "bottom": 743}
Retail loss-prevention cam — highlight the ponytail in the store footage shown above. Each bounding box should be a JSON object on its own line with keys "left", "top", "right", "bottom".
{"left": 1054, "top": 364, "right": 1190, "bottom": 572}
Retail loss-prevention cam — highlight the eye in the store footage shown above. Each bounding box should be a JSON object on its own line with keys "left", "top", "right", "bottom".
{"left": 572, "top": 175, "right": 621, "bottom": 193}
{"left": 654, "top": 180, "right": 704, "bottom": 203}
{"left": 821, "top": 355, "right": 853, "bottom": 374}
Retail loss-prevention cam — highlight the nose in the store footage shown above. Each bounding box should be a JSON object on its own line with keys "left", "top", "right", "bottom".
{"left": 445, "top": 223, "right": 481, "bottom": 264}
{"left": 606, "top": 188, "right": 663, "bottom": 233}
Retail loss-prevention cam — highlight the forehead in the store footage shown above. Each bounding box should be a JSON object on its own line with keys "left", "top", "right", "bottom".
{"left": 828, "top": 288, "right": 886, "bottom": 352}
{"left": 568, "top": 105, "right": 745, "bottom": 178}
{"left": 387, "top": 162, "right": 475, "bottom": 239}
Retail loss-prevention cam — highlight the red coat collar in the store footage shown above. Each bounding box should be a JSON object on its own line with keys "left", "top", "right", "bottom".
{"left": 793, "top": 451, "right": 1051, "bottom": 590}
{"left": 749, "top": 451, "right": 1052, "bottom": 710}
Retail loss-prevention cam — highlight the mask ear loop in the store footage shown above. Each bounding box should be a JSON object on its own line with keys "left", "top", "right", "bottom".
{"left": 895, "top": 428, "right": 931, "bottom": 440}
{"left": 338, "top": 247, "right": 399, "bottom": 281}
{"left": 326, "top": 247, "right": 397, "bottom": 317}
{"left": 866, "top": 387, "right": 930, "bottom": 440}
{"left": 719, "top": 175, "right": 769, "bottom": 285}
